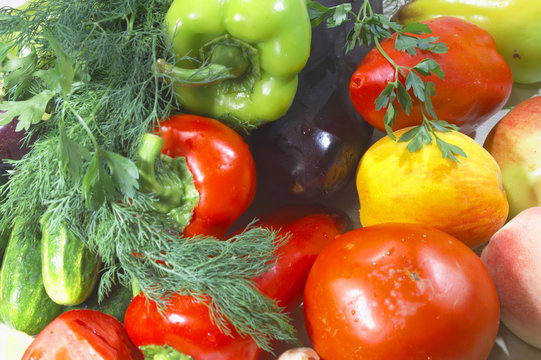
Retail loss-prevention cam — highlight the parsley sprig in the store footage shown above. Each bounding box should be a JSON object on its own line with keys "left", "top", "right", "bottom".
{"left": 308, "top": 0, "right": 466, "bottom": 161}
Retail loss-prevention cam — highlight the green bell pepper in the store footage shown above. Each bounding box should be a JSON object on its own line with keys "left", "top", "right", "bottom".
{"left": 394, "top": 0, "right": 541, "bottom": 84}
{"left": 163, "top": 0, "right": 312, "bottom": 130}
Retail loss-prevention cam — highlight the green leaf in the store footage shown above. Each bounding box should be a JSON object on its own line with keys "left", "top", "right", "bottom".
{"left": 46, "top": 35, "right": 75, "bottom": 95}
{"left": 328, "top": 3, "right": 352, "bottom": 28}
{"left": 58, "top": 122, "right": 90, "bottom": 179}
{"left": 101, "top": 150, "right": 139, "bottom": 199}
{"left": 307, "top": 1, "right": 351, "bottom": 28}
{"left": 401, "top": 22, "right": 432, "bottom": 35}
{"left": 2, "top": 51, "right": 37, "bottom": 94}
{"left": 413, "top": 58, "right": 445, "bottom": 79}
{"left": 383, "top": 102, "right": 397, "bottom": 140}
{"left": 430, "top": 119, "right": 460, "bottom": 133}
{"left": 0, "top": 90, "right": 55, "bottom": 130}
{"left": 436, "top": 137, "right": 467, "bottom": 162}
{"left": 375, "top": 83, "right": 396, "bottom": 111}
{"left": 395, "top": 33, "right": 419, "bottom": 55}
{"left": 423, "top": 81, "right": 438, "bottom": 119}
{"left": 82, "top": 151, "right": 117, "bottom": 210}
{"left": 396, "top": 82, "right": 412, "bottom": 115}
{"left": 82, "top": 149, "right": 139, "bottom": 210}
{"left": 398, "top": 124, "right": 432, "bottom": 153}
{"left": 405, "top": 71, "right": 425, "bottom": 102}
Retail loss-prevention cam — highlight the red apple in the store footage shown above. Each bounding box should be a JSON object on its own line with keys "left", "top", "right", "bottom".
{"left": 484, "top": 96, "right": 541, "bottom": 219}
{"left": 480, "top": 206, "right": 541, "bottom": 349}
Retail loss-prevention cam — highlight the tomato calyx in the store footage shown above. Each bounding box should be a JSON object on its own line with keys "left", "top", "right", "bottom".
{"left": 136, "top": 133, "right": 199, "bottom": 232}
{"left": 139, "top": 344, "right": 194, "bottom": 360}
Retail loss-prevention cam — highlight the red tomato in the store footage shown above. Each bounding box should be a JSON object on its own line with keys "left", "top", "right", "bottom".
{"left": 349, "top": 16, "right": 512, "bottom": 135}
{"left": 303, "top": 223, "right": 500, "bottom": 360}
{"left": 124, "top": 205, "right": 347, "bottom": 360}
{"left": 159, "top": 114, "right": 256, "bottom": 238}
{"left": 253, "top": 204, "right": 348, "bottom": 308}
{"left": 21, "top": 309, "right": 142, "bottom": 360}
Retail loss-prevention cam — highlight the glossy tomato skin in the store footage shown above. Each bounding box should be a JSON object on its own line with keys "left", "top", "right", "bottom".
{"left": 159, "top": 114, "right": 256, "bottom": 238}
{"left": 349, "top": 16, "right": 513, "bottom": 135}
{"left": 124, "top": 205, "right": 347, "bottom": 360}
{"left": 21, "top": 309, "right": 142, "bottom": 360}
{"left": 253, "top": 204, "right": 348, "bottom": 308}
{"left": 304, "top": 223, "right": 500, "bottom": 360}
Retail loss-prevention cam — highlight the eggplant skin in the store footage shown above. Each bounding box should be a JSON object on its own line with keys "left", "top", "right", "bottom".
{"left": 251, "top": 0, "right": 375, "bottom": 203}
{"left": 0, "top": 116, "right": 33, "bottom": 168}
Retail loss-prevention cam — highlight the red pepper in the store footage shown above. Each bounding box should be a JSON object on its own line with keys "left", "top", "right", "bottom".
{"left": 349, "top": 16, "right": 513, "bottom": 135}
{"left": 137, "top": 114, "right": 256, "bottom": 238}
{"left": 124, "top": 205, "right": 348, "bottom": 360}
{"left": 21, "top": 309, "right": 142, "bottom": 360}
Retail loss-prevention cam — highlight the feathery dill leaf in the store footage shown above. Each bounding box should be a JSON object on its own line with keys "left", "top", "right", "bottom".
{"left": 0, "top": 0, "right": 296, "bottom": 350}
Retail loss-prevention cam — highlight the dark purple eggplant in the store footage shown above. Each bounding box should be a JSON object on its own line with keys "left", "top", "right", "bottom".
{"left": 251, "top": 0, "right": 379, "bottom": 203}
{"left": 0, "top": 115, "right": 33, "bottom": 169}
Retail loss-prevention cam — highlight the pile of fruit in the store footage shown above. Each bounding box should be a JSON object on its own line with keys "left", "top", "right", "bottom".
{"left": 1, "top": 0, "right": 541, "bottom": 359}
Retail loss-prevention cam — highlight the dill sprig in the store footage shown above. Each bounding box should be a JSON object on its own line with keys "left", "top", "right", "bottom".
{"left": 0, "top": 0, "right": 295, "bottom": 351}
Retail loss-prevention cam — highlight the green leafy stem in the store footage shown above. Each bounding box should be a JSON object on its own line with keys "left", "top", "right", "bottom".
{"left": 308, "top": 0, "right": 466, "bottom": 161}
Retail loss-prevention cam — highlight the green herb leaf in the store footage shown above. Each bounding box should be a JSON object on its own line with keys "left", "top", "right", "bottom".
{"left": 59, "top": 122, "right": 91, "bottom": 179}
{"left": 396, "top": 81, "right": 412, "bottom": 115}
{"left": 401, "top": 22, "right": 432, "bottom": 35}
{"left": 395, "top": 33, "right": 420, "bottom": 55}
{"left": 82, "top": 150, "right": 117, "bottom": 210}
{"left": 375, "top": 83, "right": 395, "bottom": 111}
{"left": 82, "top": 149, "right": 139, "bottom": 210}
{"left": 398, "top": 124, "right": 433, "bottom": 152}
{"left": 0, "top": 90, "right": 55, "bottom": 130}
{"left": 101, "top": 150, "right": 139, "bottom": 199}
{"left": 307, "top": 1, "right": 352, "bottom": 28}
{"left": 2, "top": 51, "right": 38, "bottom": 98}
{"left": 405, "top": 70, "right": 425, "bottom": 101}
{"left": 436, "top": 137, "right": 467, "bottom": 162}
{"left": 412, "top": 58, "right": 445, "bottom": 79}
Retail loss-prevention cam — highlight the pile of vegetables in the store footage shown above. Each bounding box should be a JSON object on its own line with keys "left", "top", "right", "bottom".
{"left": 1, "top": 0, "right": 541, "bottom": 359}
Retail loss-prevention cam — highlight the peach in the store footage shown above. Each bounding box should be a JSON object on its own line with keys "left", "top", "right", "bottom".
{"left": 480, "top": 206, "right": 541, "bottom": 348}
{"left": 484, "top": 95, "right": 541, "bottom": 219}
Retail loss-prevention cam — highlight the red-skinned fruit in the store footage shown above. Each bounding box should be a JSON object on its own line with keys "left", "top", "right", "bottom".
{"left": 21, "top": 309, "right": 143, "bottom": 360}
{"left": 349, "top": 16, "right": 513, "bottom": 135}
{"left": 304, "top": 222, "right": 500, "bottom": 360}
{"left": 124, "top": 205, "right": 348, "bottom": 360}
{"left": 158, "top": 114, "right": 256, "bottom": 238}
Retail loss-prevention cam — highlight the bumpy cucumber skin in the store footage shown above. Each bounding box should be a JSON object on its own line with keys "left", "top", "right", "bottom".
{"left": 41, "top": 223, "right": 100, "bottom": 306}
{"left": 0, "top": 222, "right": 64, "bottom": 335}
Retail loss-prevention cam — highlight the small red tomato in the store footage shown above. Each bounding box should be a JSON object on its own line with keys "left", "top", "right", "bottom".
{"left": 159, "top": 114, "right": 256, "bottom": 238}
{"left": 21, "top": 309, "right": 142, "bottom": 360}
{"left": 304, "top": 223, "right": 500, "bottom": 360}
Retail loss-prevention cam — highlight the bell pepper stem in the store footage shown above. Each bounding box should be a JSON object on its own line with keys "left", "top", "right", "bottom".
{"left": 136, "top": 133, "right": 199, "bottom": 231}
{"left": 156, "top": 35, "right": 260, "bottom": 89}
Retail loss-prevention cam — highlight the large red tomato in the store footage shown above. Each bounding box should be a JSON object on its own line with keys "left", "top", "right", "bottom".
{"left": 303, "top": 223, "right": 500, "bottom": 360}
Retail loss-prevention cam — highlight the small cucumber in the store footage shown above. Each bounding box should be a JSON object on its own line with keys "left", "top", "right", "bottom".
{"left": 41, "top": 220, "right": 100, "bottom": 306}
{"left": 0, "top": 220, "right": 64, "bottom": 335}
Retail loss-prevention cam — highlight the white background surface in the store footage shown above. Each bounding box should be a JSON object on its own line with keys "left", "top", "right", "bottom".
{"left": 2, "top": 0, "right": 541, "bottom": 359}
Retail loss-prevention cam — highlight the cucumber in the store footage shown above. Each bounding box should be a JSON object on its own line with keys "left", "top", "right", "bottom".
{"left": 0, "top": 220, "right": 65, "bottom": 335}
{"left": 41, "top": 220, "right": 100, "bottom": 306}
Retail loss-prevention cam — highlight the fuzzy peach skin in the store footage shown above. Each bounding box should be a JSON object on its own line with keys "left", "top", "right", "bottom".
{"left": 484, "top": 95, "right": 541, "bottom": 220}
{"left": 480, "top": 206, "right": 541, "bottom": 348}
